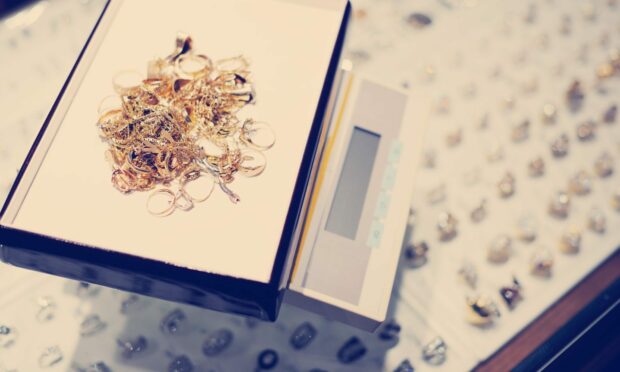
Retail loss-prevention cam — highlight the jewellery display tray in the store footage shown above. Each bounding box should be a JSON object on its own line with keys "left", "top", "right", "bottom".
{"left": 2, "top": 0, "right": 620, "bottom": 370}
{"left": 0, "top": 0, "right": 353, "bottom": 325}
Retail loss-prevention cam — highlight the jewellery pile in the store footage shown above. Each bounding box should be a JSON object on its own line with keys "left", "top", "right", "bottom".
{"left": 96, "top": 34, "right": 274, "bottom": 216}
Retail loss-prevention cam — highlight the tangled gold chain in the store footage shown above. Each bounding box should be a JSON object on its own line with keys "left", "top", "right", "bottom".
{"left": 96, "top": 34, "right": 275, "bottom": 216}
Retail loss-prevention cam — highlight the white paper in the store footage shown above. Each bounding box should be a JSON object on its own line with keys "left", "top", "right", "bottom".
{"left": 9, "top": 0, "right": 346, "bottom": 283}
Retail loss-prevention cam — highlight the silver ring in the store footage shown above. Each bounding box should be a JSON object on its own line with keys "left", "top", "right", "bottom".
{"left": 422, "top": 337, "right": 447, "bottom": 365}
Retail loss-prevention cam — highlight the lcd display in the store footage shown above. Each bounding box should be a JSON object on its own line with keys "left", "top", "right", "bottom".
{"left": 325, "top": 126, "right": 380, "bottom": 240}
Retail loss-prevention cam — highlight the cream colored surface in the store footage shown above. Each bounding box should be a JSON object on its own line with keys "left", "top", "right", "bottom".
{"left": 9, "top": 0, "right": 346, "bottom": 283}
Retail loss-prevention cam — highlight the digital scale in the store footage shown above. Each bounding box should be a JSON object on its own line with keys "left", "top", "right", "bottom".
{"left": 0, "top": 0, "right": 430, "bottom": 331}
{"left": 286, "top": 68, "right": 429, "bottom": 330}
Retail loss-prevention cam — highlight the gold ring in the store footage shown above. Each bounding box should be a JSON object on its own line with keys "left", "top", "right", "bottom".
{"left": 97, "top": 95, "right": 122, "bottom": 116}
{"left": 180, "top": 172, "right": 215, "bottom": 203}
{"left": 465, "top": 295, "right": 500, "bottom": 326}
{"left": 239, "top": 148, "right": 266, "bottom": 177}
{"left": 112, "top": 70, "right": 144, "bottom": 94}
{"left": 239, "top": 119, "right": 275, "bottom": 150}
{"left": 147, "top": 189, "right": 176, "bottom": 217}
{"left": 175, "top": 54, "right": 212, "bottom": 78}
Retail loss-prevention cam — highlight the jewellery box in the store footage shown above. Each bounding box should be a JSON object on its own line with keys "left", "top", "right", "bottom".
{"left": 0, "top": 0, "right": 427, "bottom": 331}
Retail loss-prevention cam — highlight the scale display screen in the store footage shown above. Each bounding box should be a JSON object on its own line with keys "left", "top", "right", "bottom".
{"left": 325, "top": 126, "right": 381, "bottom": 240}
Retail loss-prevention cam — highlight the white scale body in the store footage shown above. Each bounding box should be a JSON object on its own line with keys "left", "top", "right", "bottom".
{"left": 286, "top": 70, "right": 429, "bottom": 330}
